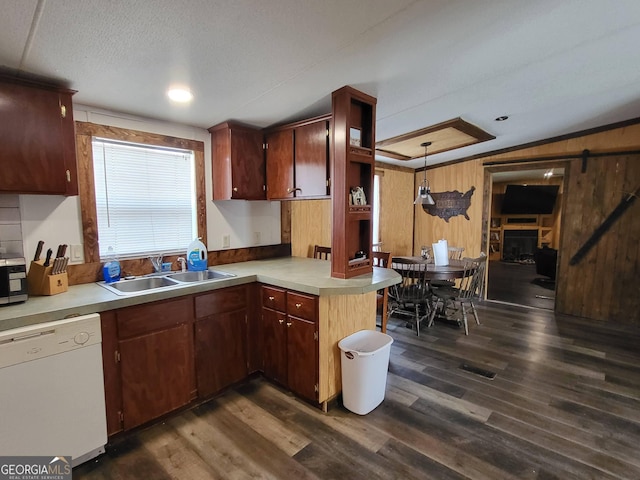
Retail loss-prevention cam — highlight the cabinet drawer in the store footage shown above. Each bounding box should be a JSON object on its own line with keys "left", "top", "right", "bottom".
{"left": 287, "top": 291, "right": 317, "bottom": 321}
{"left": 195, "top": 285, "right": 246, "bottom": 319}
{"left": 117, "top": 297, "right": 192, "bottom": 339}
{"left": 262, "top": 285, "right": 286, "bottom": 311}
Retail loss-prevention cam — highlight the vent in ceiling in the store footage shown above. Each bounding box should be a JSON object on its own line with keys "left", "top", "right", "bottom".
{"left": 375, "top": 117, "right": 495, "bottom": 161}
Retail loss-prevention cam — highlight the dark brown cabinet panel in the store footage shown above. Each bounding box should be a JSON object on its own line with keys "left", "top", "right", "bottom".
{"left": 208, "top": 122, "right": 265, "bottom": 200}
{"left": 286, "top": 315, "right": 318, "bottom": 402}
{"left": 195, "top": 309, "right": 247, "bottom": 397}
{"left": 295, "top": 119, "right": 329, "bottom": 197}
{"left": 265, "top": 129, "right": 294, "bottom": 199}
{"left": 99, "top": 310, "right": 122, "bottom": 437}
{"left": 120, "top": 323, "right": 192, "bottom": 430}
{"left": 194, "top": 286, "right": 249, "bottom": 397}
{"left": 262, "top": 306, "right": 288, "bottom": 384}
{"left": 0, "top": 77, "right": 77, "bottom": 195}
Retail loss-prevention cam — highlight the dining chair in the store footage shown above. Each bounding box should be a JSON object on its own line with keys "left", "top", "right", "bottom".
{"left": 448, "top": 246, "right": 465, "bottom": 260}
{"left": 372, "top": 251, "right": 392, "bottom": 333}
{"left": 389, "top": 257, "right": 431, "bottom": 336}
{"left": 313, "top": 245, "right": 331, "bottom": 260}
{"left": 429, "top": 253, "right": 487, "bottom": 335}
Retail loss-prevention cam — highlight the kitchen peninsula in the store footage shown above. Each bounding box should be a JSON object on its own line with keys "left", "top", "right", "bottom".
{"left": 0, "top": 257, "right": 399, "bottom": 425}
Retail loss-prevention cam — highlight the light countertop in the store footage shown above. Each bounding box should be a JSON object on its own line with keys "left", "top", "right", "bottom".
{"left": 0, "top": 257, "right": 400, "bottom": 332}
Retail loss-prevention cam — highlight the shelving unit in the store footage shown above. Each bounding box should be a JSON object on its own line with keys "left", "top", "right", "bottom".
{"left": 331, "top": 86, "right": 376, "bottom": 279}
{"left": 489, "top": 214, "right": 556, "bottom": 261}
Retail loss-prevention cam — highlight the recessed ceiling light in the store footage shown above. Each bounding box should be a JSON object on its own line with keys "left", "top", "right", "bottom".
{"left": 167, "top": 88, "right": 193, "bottom": 103}
{"left": 495, "top": 115, "right": 509, "bottom": 122}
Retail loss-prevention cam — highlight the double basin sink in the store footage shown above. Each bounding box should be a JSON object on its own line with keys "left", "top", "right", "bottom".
{"left": 98, "top": 269, "right": 235, "bottom": 296}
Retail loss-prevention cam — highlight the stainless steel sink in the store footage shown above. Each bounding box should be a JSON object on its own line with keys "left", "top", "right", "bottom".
{"left": 98, "top": 276, "right": 180, "bottom": 295}
{"left": 167, "top": 270, "right": 235, "bottom": 283}
{"left": 97, "top": 269, "right": 235, "bottom": 295}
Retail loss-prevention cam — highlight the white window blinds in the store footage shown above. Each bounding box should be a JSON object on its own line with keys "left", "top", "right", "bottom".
{"left": 92, "top": 138, "right": 197, "bottom": 259}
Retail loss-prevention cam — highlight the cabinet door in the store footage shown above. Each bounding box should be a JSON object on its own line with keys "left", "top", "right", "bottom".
{"left": 230, "top": 127, "right": 266, "bottom": 199}
{"left": 286, "top": 315, "right": 318, "bottom": 402}
{"left": 265, "top": 129, "right": 294, "bottom": 199}
{"left": 195, "top": 308, "right": 248, "bottom": 397}
{"left": 262, "top": 307, "right": 287, "bottom": 385}
{"left": 210, "top": 123, "right": 265, "bottom": 200}
{"left": 0, "top": 81, "right": 77, "bottom": 195}
{"left": 119, "top": 323, "right": 192, "bottom": 430}
{"left": 295, "top": 120, "right": 329, "bottom": 198}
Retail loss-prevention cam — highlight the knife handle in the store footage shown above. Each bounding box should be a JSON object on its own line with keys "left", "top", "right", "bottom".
{"left": 34, "top": 241, "right": 44, "bottom": 262}
{"left": 43, "top": 249, "right": 53, "bottom": 267}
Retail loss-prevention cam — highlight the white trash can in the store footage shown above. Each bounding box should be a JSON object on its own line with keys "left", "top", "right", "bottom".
{"left": 338, "top": 329, "right": 394, "bottom": 415}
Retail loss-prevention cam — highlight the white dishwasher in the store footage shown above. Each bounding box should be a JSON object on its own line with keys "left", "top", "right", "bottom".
{"left": 0, "top": 313, "right": 107, "bottom": 467}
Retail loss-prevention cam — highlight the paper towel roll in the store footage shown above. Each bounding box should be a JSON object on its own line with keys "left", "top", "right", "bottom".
{"left": 432, "top": 239, "right": 449, "bottom": 266}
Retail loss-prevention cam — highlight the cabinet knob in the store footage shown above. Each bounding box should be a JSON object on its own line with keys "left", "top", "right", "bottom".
{"left": 268, "top": 296, "right": 275, "bottom": 301}
{"left": 233, "top": 187, "right": 238, "bottom": 192}
{"left": 278, "top": 319, "right": 284, "bottom": 324}
{"left": 286, "top": 322, "right": 292, "bottom": 327}
{"left": 295, "top": 303, "right": 302, "bottom": 309}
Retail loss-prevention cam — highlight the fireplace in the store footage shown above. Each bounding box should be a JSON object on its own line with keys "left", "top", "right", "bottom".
{"left": 503, "top": 229, "right": 538, "bottom": 263}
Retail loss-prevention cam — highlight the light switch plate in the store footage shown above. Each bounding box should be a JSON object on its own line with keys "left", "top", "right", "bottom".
{"left": 222, "top": 235, "right": 230, "bottom": 248}
{"left": 70, "top": 244, "right": 83, "bottom": 262}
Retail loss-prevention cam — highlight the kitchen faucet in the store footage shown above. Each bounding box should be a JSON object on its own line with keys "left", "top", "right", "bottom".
{"left": 177, "top": 257, "right": 187, "bottom": 272}
{"left": 149, "top": 254, "right": 163, "bottom": 273}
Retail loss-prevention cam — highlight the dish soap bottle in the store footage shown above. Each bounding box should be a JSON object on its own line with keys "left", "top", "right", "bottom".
{"left": 103, "top": 247, "right": 121, "bottom": 283}
{"left": 187, "top": 237, "right": 208, "bottom": 271}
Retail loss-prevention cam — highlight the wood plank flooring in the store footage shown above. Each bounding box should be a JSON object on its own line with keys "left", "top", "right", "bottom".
{"left": 74, "top": 303, "right": 640, "bottom": 479}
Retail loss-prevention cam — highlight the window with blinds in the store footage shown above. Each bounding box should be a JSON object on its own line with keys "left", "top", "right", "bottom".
{"left": 92, "top": 138, "right": 197, "bottom": 259}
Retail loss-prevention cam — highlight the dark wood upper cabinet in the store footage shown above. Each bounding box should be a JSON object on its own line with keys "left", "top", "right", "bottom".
{"left": 0, "top": 77, "right": 78, "bottom": 195}
{"left": 208, "top": 122, "right": 266, "bottom": 200}
{"left": 265, "top": 129, "right": 294, "bottom": 199}
{"left": 331, "top": 86, "right": 376, "bottom": 279}
{"left": 265, "top": 115, "right": 330, "bottom": 200}
{"left": 295, "top": 119, "right": 330, "bottom": 197}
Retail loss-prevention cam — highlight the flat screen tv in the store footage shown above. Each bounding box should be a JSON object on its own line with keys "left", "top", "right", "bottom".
{"left": 501, "top": 184, "right": 559, "bottom": 214}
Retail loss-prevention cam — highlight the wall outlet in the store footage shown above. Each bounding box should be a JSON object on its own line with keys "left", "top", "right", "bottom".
{"left": 222, "top": 235, "right": 230, "bottom": 248}
{"left": 253, "top": 231, "right": 261, "bottom": 245}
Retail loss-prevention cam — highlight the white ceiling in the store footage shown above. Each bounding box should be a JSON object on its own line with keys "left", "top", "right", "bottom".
{"left": 2, "top": 0, "right": 640, "bottom": 169}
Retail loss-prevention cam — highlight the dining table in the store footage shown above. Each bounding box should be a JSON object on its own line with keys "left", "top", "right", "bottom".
{"left": 391, "top": 256, "right": 471, "bottom": 281}
{"left": 390, "top": 256, "right": 474, "bottom": 331}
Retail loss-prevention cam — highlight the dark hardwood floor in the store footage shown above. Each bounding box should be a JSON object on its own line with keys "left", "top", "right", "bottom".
{"left": 487, "top": 260, "right": 555, "bottom": 310}
{"left": 75, "top": 303, "right": 640, "bottom": 479}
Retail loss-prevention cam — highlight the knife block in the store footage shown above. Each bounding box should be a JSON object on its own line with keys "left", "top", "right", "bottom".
{"left": 27, "top": 261, "right": 68, "bottom": 296}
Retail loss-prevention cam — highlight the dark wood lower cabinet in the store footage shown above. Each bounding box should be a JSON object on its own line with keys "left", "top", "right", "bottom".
{"left": 261, "top": 285, "right": 319, "bottom": 402}
{"left": 101, "top": 283, "right": 317, "bottom": 438}
{"left": 286, "top": 315, "right": 318, "bottom": 401}
{"left": 195, "top": 308, "right": 248, "bottom": 397}
{"left": 120, "top": 323, "right": 192, "bottom": 430}
{"left": 262, "top": 307, "right": 288, "bottom": 384}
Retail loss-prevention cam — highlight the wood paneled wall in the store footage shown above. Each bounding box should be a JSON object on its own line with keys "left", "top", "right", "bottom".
{"left": 413, "top": 159, "right": 485, "bottom": 258}
{"left": 377, "top": 166, "right": 414, "bottom": 256}
{"left": 290, "top": 200, "right": 332, "bottom": 258}
{"left": 557, "top": 155, "right": 639, "bottom": 325}
{"left": 469, "top": 122, "right": 640, "bottom": 325}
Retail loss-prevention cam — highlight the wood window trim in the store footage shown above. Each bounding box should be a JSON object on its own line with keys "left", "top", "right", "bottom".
{"left": 76, "top": 121, "right": 207, "bottom": 264}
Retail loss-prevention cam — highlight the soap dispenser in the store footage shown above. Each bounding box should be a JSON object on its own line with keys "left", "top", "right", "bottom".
{"left": 187, "top": 237, "right": 208, "bottom": 271}
{"left": 102, "top": 246, "right": 121, "bottom": 283}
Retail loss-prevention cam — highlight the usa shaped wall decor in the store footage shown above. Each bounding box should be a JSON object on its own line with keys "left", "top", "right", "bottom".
{"left": 422, "top": 186, "right": 475, "bottom": 222}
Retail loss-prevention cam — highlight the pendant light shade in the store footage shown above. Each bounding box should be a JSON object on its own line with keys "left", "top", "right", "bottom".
{"left": 414, "top": 141, "right": 435, "bottom": 205}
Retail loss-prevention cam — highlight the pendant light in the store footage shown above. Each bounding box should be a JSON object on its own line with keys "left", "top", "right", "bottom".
{"left": 414, "top": 141, "right": 435, "bottom": 205}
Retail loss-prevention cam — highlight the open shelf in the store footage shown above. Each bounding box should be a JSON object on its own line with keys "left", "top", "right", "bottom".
{"left": 331, "top": 86, "right": 377, "bottom": 279}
